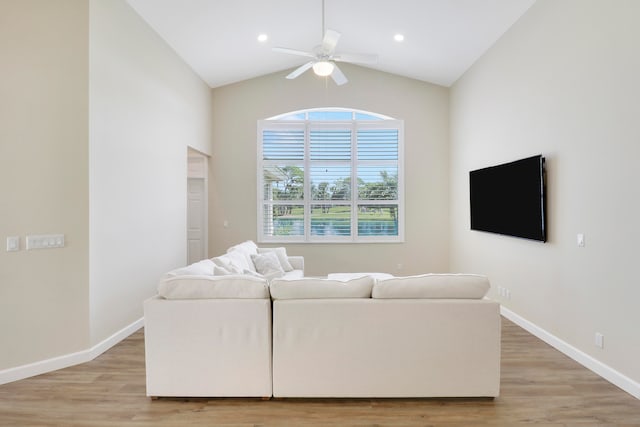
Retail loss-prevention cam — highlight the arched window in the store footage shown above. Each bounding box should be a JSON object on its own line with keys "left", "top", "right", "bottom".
{"left": 258, "top": 108, "right": 404, "bottom": 243}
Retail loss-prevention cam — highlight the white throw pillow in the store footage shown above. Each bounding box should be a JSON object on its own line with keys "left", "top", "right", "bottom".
{"left": 211, "top": 255, "right": 243, "bottom": 274}
{"left": 257, "top": 247, "right": 294, "bottom": 272}
{"left": 251, "top": 252, "right": 285, "bottom": 277}
{"left": 270, "top": 276, "right": 374, "bottom": 300}
{"left": 228, "top": 240, "right": 258, "bottom": 254}
{"left": 225, "top": 250, "right": 252, "bottom": 273}
{"left": 372, "top": 274, "right": 490, "bottom": 299}
{"left": 227, "top": 241, "right": 259, "bottom": 272}
{"left": 158, "top": 275, "right": 269, "bottom": 299}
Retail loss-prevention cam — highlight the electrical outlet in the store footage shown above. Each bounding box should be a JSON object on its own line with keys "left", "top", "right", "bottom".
{"left": 497, "top": 287, "right": 511, "bottom": 300}
{"left": 6, "top": 236, "right": 20, "bottom": 252}
{"left": 595, "top": 332, "right": 604, "bottom": 349}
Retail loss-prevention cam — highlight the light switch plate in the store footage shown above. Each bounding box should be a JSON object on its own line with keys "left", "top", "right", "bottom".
{"left": 26, "top": 234, "right": 65, "bottom": 250}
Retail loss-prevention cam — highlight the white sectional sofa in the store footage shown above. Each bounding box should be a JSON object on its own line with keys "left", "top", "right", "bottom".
{"left": 144, "top": 297, "right": 273, "bottom": 398}
{"left": 144, "top": 241, "right": 501, "bottom": 399}
{"left": 144, "top": 241, "right": 302, "bottom": 398}
{"left": 271, "top": 275, "right": 500, "bottom": 398}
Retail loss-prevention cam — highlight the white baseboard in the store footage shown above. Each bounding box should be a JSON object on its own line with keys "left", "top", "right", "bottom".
{"left": 0, "top": 317, "right": 144, "bottom": 386}
{"left": 4, "top": 311, "right": 640, "bottom": 401}
{"left": 501, "top": 306, "right": 640, "bottom": 400}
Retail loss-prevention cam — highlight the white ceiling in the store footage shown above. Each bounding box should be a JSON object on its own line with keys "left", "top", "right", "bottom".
{"left": 126, "top": 0, "right": 536, "bottom": 88}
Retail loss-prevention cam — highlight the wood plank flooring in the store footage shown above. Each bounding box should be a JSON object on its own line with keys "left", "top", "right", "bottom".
{"left": 1, "top": 318, "right": 640, "bottom": 426}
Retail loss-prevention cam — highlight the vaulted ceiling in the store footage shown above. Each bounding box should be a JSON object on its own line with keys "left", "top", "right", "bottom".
{"left": 126, "top": 0, "right": 536, "bottom": 88}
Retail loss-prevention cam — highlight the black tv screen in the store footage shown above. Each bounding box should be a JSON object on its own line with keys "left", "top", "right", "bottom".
{"left": 470, "top": 155, "right": 546, "bottom": 242}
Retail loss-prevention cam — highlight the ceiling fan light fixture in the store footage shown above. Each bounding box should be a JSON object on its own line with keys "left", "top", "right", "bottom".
{"left": 312, "top": 60, "right": 335, "bottom": 76}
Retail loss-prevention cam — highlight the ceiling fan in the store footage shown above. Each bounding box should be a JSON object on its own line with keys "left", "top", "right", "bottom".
{"left": 272, "top": 0, "right": 378, "bottom": 85}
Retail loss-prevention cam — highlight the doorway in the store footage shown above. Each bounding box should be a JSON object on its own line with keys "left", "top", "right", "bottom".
{"left": 187, "top": 149, "right": 208, "bottom": 265}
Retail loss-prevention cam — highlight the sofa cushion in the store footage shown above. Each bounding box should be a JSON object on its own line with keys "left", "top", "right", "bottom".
{"left": 158, "top": 275, "right": 269, "bottom": 299}
{"left": 257, "top": 247, "right": 294, "bottom": 272}
{"left": 227, "top": 240, "right": 259, "bottom": 272}
{"left": 213, "top": 265, "right": 233, "bottom": 276}
{"left": 282, "top": 269, "right": 304, "bottom": 279}
{"left": 166, "top": 259, "right": 215, "bottom": 277}
{"left": 270, "top": 276, "right": 374, "bottom": 300}
{"left": 327, "top": 272, "right": 395, "bottom": 281}
{"left": 286, "top": 256, "right": 304, "bottom": 272}
{"left": 372, "top": 274, "right": 490, "bottom": 299}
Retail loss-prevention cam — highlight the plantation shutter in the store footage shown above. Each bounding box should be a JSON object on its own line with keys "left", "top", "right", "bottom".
{"left": 262, "top": 129, "right": 304, "bottom": 160}
{"left": 258, "top": 113, "right": 403, "bottom": 243}
{"left": 260, "top": 126, "right": 305, "bottom": 239}
{"left": 357, "top": 129, "right": 399, "bottom": 161}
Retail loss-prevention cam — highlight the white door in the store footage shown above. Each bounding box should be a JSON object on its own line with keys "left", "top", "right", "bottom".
{"left": 187, "top": 177, "right": 206, "bottom": 264}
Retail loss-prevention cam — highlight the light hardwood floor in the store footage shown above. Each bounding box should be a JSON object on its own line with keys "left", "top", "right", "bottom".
{"left": 1, "top": 318, "right": 639, "bottom": 426}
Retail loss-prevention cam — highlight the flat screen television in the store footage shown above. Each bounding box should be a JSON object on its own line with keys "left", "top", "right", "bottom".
{"left": 469, "top": 155, "right": 546, "bottom": 242}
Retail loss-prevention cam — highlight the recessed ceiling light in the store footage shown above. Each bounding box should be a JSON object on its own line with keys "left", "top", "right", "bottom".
{"left": 257, "top": 34, "right": 268, "bottom": 43}
{"left": 394, "top": 34, "right": 405, "bottom": 42}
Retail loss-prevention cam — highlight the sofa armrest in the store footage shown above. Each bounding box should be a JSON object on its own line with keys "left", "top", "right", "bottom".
{"left": 287, "top": 256, "right": 304, "bottom": 272}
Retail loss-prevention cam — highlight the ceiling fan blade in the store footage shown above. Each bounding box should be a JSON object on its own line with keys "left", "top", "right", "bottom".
{"left": 333, "top": 52, "right": 378, "bottom": 64}
{"left": 330, "top": 64, "right": 348, "bottom": 86}
{"left": 321, "top": 29, "right": 341, "bottom": 55}
{"left": 272, "top": 47, "right": 315, "bottom": 58}
{"left": 286, "top": 61, "right": 314, "bottom": 79}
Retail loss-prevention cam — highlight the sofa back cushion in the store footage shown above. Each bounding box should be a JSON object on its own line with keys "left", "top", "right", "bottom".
{"left": 372, "top": 274, "right": 490, "bottom": 299}
{"left": 270, "top": 276, "right": 374, "bottom": 300}
{"left": 158, "top": 275, "right": 269, "bottom": 300}
{"left": 165, "top": 259, "right": 215, "bottom": 277}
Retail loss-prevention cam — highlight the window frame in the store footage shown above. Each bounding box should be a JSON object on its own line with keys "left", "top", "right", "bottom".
{"left": 257, "top": 109, "right": 404, "bottom": 244}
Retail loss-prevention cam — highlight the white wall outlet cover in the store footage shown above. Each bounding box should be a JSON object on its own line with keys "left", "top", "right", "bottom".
{"left": 595, "top": 332, "right": 604, "bottom": 348}
{"left": 6, "top": 236, "right": 20, "bottom": 252}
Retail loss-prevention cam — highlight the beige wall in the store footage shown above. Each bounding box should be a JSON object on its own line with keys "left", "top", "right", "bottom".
{"left": 210, "top": 64, "right": 450, "bottom": 276}
{"left": 450, "top": 0, "right": 640, "bottom": 385}
{"left": 0, "top": 0, "right": 90, "bottom": 369}
{"left": 89, "top": 0, "right": 213, "bottom": 344}
{"left": 0, "top": 0, "right": 213, "bottom": 373}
